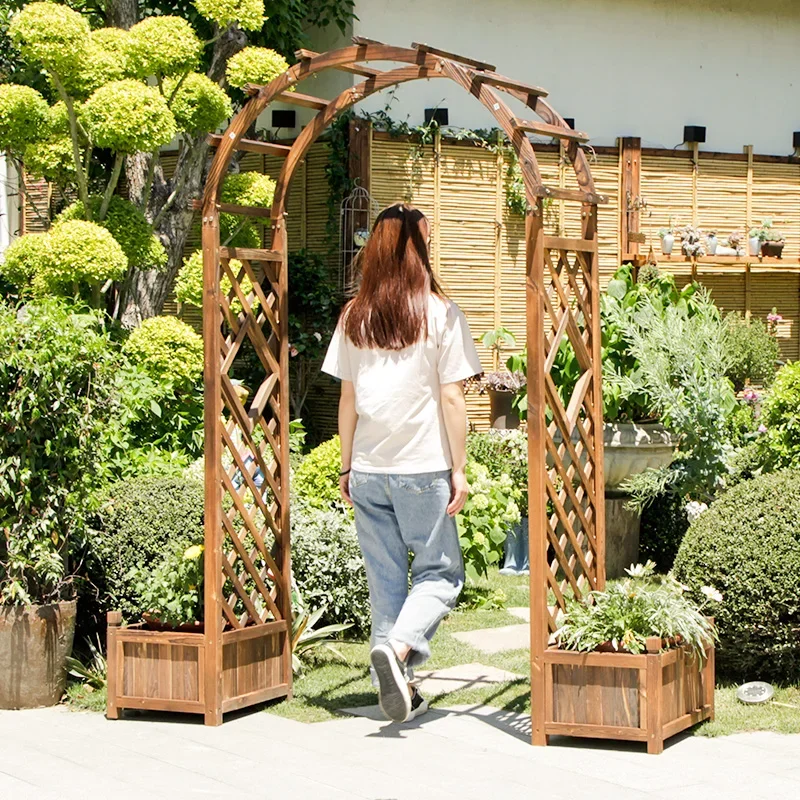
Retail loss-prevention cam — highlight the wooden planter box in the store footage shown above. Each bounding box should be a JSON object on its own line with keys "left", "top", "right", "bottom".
{"left": 106, "top": 613, "right": 289, "bottom": 722}
{"left": 542, "top": 638, "right": 714, "bottom": 754}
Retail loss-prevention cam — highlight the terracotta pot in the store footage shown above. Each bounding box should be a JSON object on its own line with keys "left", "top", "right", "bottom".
{"left": 488, "top": 388, "right": 519, "bottom": 430}
{"left": 0, "top": 600, "right": 76, "bottom": 709}
{"left": 761, "top": 241, "right": 784, "bottom": 259}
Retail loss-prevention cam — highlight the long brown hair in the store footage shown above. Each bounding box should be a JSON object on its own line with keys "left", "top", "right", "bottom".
{"left": 343, "top": 203, "right": 443, "bottom": 350}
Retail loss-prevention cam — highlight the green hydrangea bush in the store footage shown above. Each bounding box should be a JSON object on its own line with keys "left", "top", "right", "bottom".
{"left": 86, "top": 476, "right": 204, "bottom": 620}
{"left": 122, "top": 316, "right": 204, "bottom": 388}
{"left": 291, "top": 501, "right": 370, "bottom": 636}
{"left": 466, "top": 429, "right": 528, "bottom": 515}
{"left": 673, "top": 470, "right": 800, "bottom": 681}
{"left": 457, "top": 461, "right": 521, "bottom": 581}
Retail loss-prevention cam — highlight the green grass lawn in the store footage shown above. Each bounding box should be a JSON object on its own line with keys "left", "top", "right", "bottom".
{"left": 64, "top": 568, "right": 800, "bottom": 737}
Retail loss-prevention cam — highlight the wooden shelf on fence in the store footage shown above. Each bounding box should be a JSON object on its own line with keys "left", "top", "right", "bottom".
{"left": 622, "top": 253, "right": 800, "bottom": 274}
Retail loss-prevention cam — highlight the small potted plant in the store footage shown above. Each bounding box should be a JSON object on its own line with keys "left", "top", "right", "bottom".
{"left": 658, "top": 221, "right": 675, "bottom": 255}
{"left": 706, "top": 230, "right": 718, "bottom": 255}
{"left": 759, "top": 220, "right": 785, "bottom": 258}
{"left": 748, "top": 223, "right": 763, "bottom": 256}
{"left": 679, "top": 224, "right": 706, "bottom": 258}
{"left": 480, "top": 327, "right": 526, "bottom": 429}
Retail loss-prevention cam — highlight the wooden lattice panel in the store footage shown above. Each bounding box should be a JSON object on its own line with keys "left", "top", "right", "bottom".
{"left": 537, "top": 233, "right": 605, "bottom": 634}
{"left": 214, "top": 252, "right": 288, "bottom": 631}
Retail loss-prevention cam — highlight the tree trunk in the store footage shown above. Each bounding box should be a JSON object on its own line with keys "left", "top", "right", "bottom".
{"left": 117, "top": 24, "right": 248, "bottom": 326}
{"left": 106, "top": 0, "right": 138, "bottom": 29}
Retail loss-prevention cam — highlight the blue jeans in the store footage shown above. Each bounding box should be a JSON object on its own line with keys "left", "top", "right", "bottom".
{"left": 349, "top": 470, "right": 465, "bottom": 677}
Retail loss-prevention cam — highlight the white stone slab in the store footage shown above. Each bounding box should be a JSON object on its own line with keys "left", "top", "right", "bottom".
{"left": 508, "top": 606, "right": 531, "bottom": 622}
{"left": 452, "top": 623, "right": 529, "bottom": 653}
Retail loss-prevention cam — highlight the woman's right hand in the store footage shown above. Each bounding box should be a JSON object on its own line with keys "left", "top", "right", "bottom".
{"left": 447, "top": 468, "right": 469, "bottom": 517}
{"left": 339, "top": 473, "right": 353, "bottom": 507}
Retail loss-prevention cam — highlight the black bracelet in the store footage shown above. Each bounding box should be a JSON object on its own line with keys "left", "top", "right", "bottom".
{"left": 339, "top": 468, "right": 351, "bottom": 476}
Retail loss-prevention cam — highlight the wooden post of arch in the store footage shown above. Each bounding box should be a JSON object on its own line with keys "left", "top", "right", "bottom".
{"left": 105, "top": 40, "right": 622, "bottom": 738}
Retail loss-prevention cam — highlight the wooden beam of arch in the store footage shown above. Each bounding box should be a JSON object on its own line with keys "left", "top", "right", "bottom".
{"left": 202, "top": 43, "right": 600, "bottom": 216}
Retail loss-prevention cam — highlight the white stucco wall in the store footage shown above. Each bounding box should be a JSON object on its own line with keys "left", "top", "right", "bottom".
{"left": 317, "top": 0, "right": 800, "bottom": 155}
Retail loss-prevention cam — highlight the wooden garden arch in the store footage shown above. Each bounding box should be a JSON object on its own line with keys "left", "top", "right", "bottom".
{"left": 106, "top": 39, "right": 608, "bottom": 740}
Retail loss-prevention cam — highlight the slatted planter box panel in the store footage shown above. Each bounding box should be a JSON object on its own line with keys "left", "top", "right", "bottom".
{"left": 107, "top": 627, "right": 206, "bottom": 716}
{"left": 543, "top": 644, "right": 715, "bottom": 754}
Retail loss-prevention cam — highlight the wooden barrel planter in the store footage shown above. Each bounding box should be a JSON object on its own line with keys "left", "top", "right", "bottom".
{"left": 542, "top": 637, "right": 715, "bottom": 754}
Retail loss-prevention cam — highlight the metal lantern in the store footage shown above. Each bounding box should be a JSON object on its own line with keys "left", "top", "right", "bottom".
{"left": 339, "top": 182, "right": 379, "bottom": 295}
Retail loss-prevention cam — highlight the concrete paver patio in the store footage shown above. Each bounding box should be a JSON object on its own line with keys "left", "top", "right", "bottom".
{"left": 1, "top": 704, "right": 798, "bottom": 799}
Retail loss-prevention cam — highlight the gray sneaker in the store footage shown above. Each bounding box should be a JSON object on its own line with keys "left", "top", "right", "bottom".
{"left": 370, "top": 643, "right": 411, "bottom": 722}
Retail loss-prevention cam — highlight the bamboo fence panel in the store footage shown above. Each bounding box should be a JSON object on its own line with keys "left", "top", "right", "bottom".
{"left": 752, "top": 161, "right": 800, "bottom": 259}
{"left": 640, "top": 154, "right": 694, "bottom": 251}
{"left": 696, "top": 158, "right": 748, "bottom": 246}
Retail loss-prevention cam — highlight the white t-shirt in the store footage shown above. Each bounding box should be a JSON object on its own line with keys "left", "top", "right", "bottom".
{"left": 321, "top": 295, "right": 483, "bottom": 473}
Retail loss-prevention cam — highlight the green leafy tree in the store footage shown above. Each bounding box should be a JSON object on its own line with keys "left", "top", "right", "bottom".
{"left": 0, "top": 0, "right": 355, "bottom": 321}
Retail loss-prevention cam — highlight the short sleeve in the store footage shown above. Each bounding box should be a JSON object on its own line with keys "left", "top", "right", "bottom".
{"left": 321, "top": 321, "right": 352, "bottom": 381}
{"left": 438, "top": 302, "right": 483, "bottom": 384}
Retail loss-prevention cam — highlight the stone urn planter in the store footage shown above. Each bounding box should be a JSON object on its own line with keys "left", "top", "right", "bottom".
{"left": 0, "top": 600, "right": 77, "bottom": 709}
{"left": 551, "top": 421, "right": 676, "bottom": 577}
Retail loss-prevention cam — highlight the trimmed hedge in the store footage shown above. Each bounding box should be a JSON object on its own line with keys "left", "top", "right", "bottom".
{"left": 86, "top": 475, "right": 204, "bottom": 620}
{"left": 673, "top": 470, "right": 800, "bottom": 682}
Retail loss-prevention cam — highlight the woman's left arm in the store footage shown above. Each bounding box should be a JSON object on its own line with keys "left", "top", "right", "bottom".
{"left": 338, "top": 380, "right": 358, "bottom": 506}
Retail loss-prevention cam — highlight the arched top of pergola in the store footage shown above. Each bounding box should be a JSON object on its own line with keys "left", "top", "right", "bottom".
{"left": 202, "top": 38, "right": 607, "bottom": 230}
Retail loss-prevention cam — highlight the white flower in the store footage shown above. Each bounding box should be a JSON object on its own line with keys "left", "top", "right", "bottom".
{"left": 700, "top": 585, "right": 723, "bottom": 603}
{"left": 685, "top": 500, "right": 708, "bottom": 523}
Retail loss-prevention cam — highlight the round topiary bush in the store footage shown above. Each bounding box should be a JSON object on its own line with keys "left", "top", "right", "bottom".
{"left": 226, "top": 47, "right": 290, "bottom": 89}
{"left": 195, "top": 0, "right": 265, "bottom": 33}
{"left": 163, "top": 72, "right": 232, "bottom": 135}
{"left": 0, "top": 83, "right": 49, "bottom": 153}
{"left": 86, "top": 475, "right": 204, "bottom": 620}
{"left": 124, "top": 16, "right": 202, "bottom": 79}
{"left": 291, "top": 501, "right": 370, "bottom": 636}
{"left": 122, "top": 316, "right": 204, "bottom": 387}
{"left": 673, "top": 470, "right": 800, "bottom": 682}
{"left": 292, "top": 435, "right": 344, "bottom": 511}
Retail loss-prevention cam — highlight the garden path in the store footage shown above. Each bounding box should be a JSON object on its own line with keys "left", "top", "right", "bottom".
{"left": 1, "top": 703, "right": 798, "bottom": 799}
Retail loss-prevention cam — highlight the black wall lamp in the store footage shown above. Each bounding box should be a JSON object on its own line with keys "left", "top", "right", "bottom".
{"left": 272, "top": 109, "right": 296, "bottom": 129}
{"left": 424, "top": 107, "right": 449, "bottom": 126}
{"left": 683, "top": 125, "right": 706, "bottom": 144}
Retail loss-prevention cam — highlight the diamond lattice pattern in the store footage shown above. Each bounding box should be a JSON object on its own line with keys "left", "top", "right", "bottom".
{"left": 542, "top": 245, "right": 600, "bottom": 633}
{"left": 216, "top": 256, "right": 286, "bottom": 629}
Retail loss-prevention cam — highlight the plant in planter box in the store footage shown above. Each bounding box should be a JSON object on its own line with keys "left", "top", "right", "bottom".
{"left": 556, "top": 561, "right": 719, "bottom": 659}
{"left": 132, "top": 543, "right": 204, "bottom": 629}
{"left": 0, "top": 298, "right": 117, "bottom": 709}
{"left": 476, "top": 327, "right": 525, "bottom": 429}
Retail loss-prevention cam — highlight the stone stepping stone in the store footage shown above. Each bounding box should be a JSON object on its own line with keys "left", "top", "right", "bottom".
{"left": 453, "top": 624, "right": 529, "bottom": 654}
{"left": 508, "top": 607, "right": 530, "bottom": 622}
{"left": 413, "top": 663, "right": 524, "bottom": 696}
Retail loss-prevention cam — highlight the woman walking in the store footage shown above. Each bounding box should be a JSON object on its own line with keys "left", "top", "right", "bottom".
{"left": 322, "top": 203, "right": 482, "bottom": 724}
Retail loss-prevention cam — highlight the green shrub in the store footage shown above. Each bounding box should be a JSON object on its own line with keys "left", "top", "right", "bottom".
{"left": 123, "top": 16, "right": 201, "bottom": 79}
{"left": 81, "top": 79, "right": 177, "bottom": 154}
{"left": 290, "top": 502, "right": 370, "bottom": 636}
{"left": 226, "top": 47, "right": 290, "bottom": 89}
{"left": 0, "top": 83, "right": 49, "bottom": 153}
{"left": 723, "top": 312, "right": 780, "bottom": 391}
{"left": 122, "top": 316, "right": 203, "bottom": 388}
{"left": 0, "top": 298, "right": 116, "bottom": 605}
{"left": 86, "top": 476, "right": 204, "bottom": 620}
{"left": 466, "top": 430, "right": 528, "bottom": 515}
{"left": 292, "top": 435, "right": 344, "bottom": 511}
{"left": 638, "top": 493, "right": 689, "bottom": 572}
{"left": 58, "top": 196, "right": 167, "bottom": 272}
{"left": 673, "top": 470, "right": 800, "bottom": 681}
{"left": 457, "top": 461, "right": 521, "bottom": 582}
{"left": 163, "top": 72, "right": 232, "bottom": 135}
{"left": 726, "top": 441, "right": 770, "bottom": 487}
{"left": 761, "top": 362, "right": 800, "bottom": 469}
{"left": 195, "top": 0, "right": 265, "bottom": 31}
